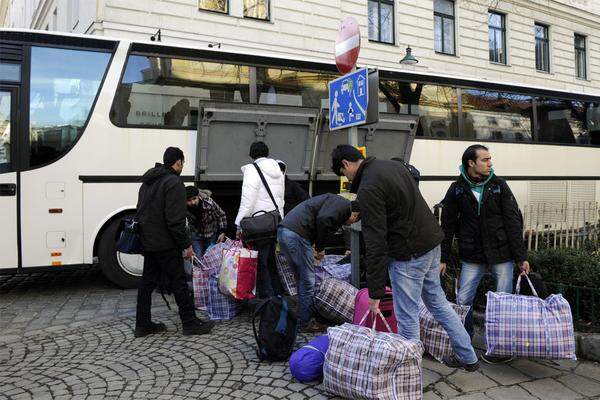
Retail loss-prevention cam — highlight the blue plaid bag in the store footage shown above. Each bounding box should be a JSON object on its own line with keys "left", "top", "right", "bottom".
{"left": 207, "top": 275, "right": 240, "bottom": 321}
{"left": 485, "top": 274, "right": 576, "bottom": 360}
{"left": 315, "top": 255, "right": 346, "bottom": 287}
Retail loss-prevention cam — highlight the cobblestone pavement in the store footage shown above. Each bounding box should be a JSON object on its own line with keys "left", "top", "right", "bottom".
{"left": 2, "top": 270, "right": 600, "bottom": 400}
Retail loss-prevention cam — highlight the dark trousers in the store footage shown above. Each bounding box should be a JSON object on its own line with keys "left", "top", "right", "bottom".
{"left": 255, "top": 240, "right": 283, "bottom": 298}
{"left": 136, "top": 249, "right": 196, "bottom": 327}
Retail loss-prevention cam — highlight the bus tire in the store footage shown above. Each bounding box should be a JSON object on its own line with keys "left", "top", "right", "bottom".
{"left": 98, "top": 216, "right": 142, "bottom": 289}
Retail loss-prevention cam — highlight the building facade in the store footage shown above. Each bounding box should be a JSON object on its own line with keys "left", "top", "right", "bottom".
{"left": 2, "top": 0, "right": 600, "bottom": 97}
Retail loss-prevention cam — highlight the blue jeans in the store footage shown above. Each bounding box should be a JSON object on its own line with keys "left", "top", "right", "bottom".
{"left": 277, "top": 227, "right": 315, "bottom": 329}
{"left": 192, "top": 233, "right": 217, "bottom": 258}
{"left": 457, "top": 260, "right": 514, "bottom": 337}
{"left": 389, "top": 245, "right": 478, "bottom": 365}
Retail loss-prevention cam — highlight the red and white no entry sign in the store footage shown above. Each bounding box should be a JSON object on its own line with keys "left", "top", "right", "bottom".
{"left": 335, "top": 16, "right": 361, "bottom": 74}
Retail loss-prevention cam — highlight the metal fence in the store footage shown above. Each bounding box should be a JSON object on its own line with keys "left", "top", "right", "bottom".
{"left": 434, "top": 201, "right": 600, "bottom": 250}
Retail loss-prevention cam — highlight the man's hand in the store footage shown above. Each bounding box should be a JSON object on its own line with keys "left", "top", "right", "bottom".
{"left": 217, "top": 233, "right": 226, "bottom": 243}
{"left": 518, "top": 260, "right": 531, "bottom": 275}
{"left": 440, "top": 262, "right": 447, "bottom": 276}
{"left": 315, "top": 250, "right": 325, "bottom": 261}
{"left": 368, "top": 298, "right": 380, "bottom": 314}
{"left": 183, "top": 245, "right": 195, "bottom": 260}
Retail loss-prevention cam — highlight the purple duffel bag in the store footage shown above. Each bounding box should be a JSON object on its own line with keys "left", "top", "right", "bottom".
{"left": 289, "top": 335, "right": 329, "bottom": 382}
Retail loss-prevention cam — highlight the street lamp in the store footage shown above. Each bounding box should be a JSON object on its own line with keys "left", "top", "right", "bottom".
{"left": 400, "top": 46, "right": 418, "bottom": 65}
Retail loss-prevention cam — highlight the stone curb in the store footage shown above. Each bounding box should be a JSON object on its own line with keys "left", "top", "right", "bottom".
{"left": 474, "top": 310, "right": 600, "bottom": 362}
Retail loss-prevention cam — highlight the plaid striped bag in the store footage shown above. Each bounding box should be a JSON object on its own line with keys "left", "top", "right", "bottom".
{"left": 418, "top": 302, "right": 470, "bottom": 362}
{"left": 192, "top": 257, "right": 211, "bottom": 311}
{"left": 315, "top": 255, "right": 346, "bottom": 287}
{"left": 202, "top": 238, "right": 234, "bottom": 272}
{"left": 485, "top": 275, "right": 576, "bottom": 360}
{"left": 324, "top": 312, "right": 424, "bottom": 400}
{"left": 207, "top": 274, "right": 240, "bottom": 321}
{"left": 275, "top": 252, "right": 298, "bottom": 296}
{"left": 314, "top": 278, "right": 358, "bottom": 325}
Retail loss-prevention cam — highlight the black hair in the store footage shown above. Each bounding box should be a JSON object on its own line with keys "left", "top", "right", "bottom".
{"left": 462, "top": 144, "right": 489, "bottom": 171}
{"left": 185, "top": 186, "right": 199, "bottom": 199}
{"left": 249, "top": 141, "right": 269, "bottom": 160}
{"left": 163, "top": 147, "right": 184, "bottom": 167}
{"left": 331, "top": 145, "right": 364, "bottom": 176}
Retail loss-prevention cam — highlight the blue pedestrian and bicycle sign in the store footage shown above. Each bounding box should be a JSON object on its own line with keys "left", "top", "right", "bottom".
{"left": 328, "top": 67, "right": 369, "bottom": 131}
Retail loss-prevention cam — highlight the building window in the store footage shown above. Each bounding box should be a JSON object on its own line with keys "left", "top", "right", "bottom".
{"left": 434, "top": 0, "right": 455, "bottom": 55}
{"left": 368, "top": 0, "right": 394, "bottom": 44}
{"left": 244, "top": 0, "right": 269, "bottom": 20}
{"left": 198, "top": 0, "right": 228, "bottom": 14}
{"left": 575, "top": 34, "right": 586, "bottom": 79}
{"left": 535, "top": 23, "right": 550, "bottom": 72}
{"left": 488, "top": 11, "right": 506, "bottom": 64}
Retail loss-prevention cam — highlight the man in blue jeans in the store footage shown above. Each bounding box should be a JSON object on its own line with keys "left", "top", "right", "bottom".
{"left": 440, "top": 144, "right": 530, "bottom": 364}
{"left": 277, "top": 194, "right": 360, "bottom": 332}
{"left": 331, "top": 145, "right": 479, "bottom": 371}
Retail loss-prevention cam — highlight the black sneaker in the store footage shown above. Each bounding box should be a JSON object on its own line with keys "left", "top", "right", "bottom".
{"left": 182, "top": 318, "right": 215, "bottom": 336}
{"left": 134, "top": 321, "right": 167, "bottom": 338}
{"left": 481, "top": 354, "right": 514, "bottom": 364}
{"left": 442, "top": 355, "right": 480, "bottom": 372}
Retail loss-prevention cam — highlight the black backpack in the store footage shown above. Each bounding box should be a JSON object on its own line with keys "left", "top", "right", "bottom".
{"left": 252, "top": 295, "right": 298, "bottom": 362}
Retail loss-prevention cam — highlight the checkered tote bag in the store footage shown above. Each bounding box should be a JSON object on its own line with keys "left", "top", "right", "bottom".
{"left": 314, "top": 278, "right": 358, "bottom": 325}
{"left": 192, "top": 257, "right": 212, "bottom": 311}
{"left": 207, "top": 274, "right": 240, "bottom": 321}
{"left": 485, "top": 274, "right": 576, "bottom": 360}
{"left": 202, "top": 239, "right": 234, "bottom": 272}
{"left": 324, "top": 312, "right": 424, "bottom": 400}
{"left": 275, "top": 252, "right": 298, "bottom": 296}
{"left": 315, "top": 255, "right": 346, "bottom": 287}
{"left": 418, "top": 302, "right": 470, "bottom": 362}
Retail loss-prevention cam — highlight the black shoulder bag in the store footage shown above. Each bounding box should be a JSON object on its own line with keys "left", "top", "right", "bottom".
{"left": 239, "top": 163, "right": 282, "bottom": 246}
{"left": 115, "top": 182, "right": 159, "bottom": 254}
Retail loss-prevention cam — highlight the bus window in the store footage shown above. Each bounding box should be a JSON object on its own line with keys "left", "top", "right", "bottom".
{"left": 111, "top": 55, "right": 250, "bottom": 128}
{"left": 0, "top": 91, "right": 11, "bottom": 169}
{"left": 535, "top": 98, "right": 593, "bottom": 145}
{"left": 256, "top": 67, "right": 337, "bottom": 108}
{"left": 379, "top": 80, "right": 459, "bottom": 138}
{"left": 29, "top": 47, "right": 110, "bottom": 168}
{"left": 0, "top": 63, "right": 20, "bottom": 82}
{"left": 461, "top": 90, "right": 533, "bottom": 142}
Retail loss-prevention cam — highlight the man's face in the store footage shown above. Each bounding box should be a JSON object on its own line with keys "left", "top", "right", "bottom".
{"left": 469, "top": 149, "right": 493, "bottom": 178}
{"left": 339, "top": 160, "right": 360, "bottom": 181}
{"left": 187, "top": 196, "right": 199, "bottom": 207}
{"left": 172, "top": 159, "right": 184, "bottom": 175}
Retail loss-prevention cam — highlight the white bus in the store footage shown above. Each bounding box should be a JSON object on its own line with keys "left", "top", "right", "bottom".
{"left": 1, "top": 29, "right": 599, "bottom": 287}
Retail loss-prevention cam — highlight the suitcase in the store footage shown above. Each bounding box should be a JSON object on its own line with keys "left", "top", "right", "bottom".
{"left": 353, "top": 287, "right": 398, "bottom": 333}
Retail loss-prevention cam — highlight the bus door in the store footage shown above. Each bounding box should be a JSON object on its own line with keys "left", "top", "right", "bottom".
{"left": 0, "top": 86, "right": 19, "bottom": 269}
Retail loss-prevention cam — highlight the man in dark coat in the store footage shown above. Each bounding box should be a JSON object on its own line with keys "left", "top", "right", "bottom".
{"left": 277, "top": 160, "right": 309, "bottom": 215}
{"left": 135, "top": 147, "right": 215, "bottom": 337}
{"left": 440, "top": 144, "right": 529, "bottom": 364}
{"left": 331, "top": 145, "right": 478, "bottom": 371}
{"left": 277, "top": 193, "right": 360, "bottom": 331}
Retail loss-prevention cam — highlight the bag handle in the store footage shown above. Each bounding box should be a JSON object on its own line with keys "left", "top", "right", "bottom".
{"left": 515, "top": 273, "right": 539, "bottom": 297}
{"left": 358, "top": 309, "right": 394, "bottom": 333}
{"left": 253, "top": 163, "right": 280, "bottom": 215}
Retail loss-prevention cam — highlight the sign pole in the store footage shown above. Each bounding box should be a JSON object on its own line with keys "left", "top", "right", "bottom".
{"left": 347, "top": 68, "right": 358, "bottom": 146}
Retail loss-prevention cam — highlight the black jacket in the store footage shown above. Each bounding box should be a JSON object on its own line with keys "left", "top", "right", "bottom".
{"left": 283, "top": 177, "right": 309, "bottom": 215}
{"left": 350, "top": 157, "right": 445, "bottom": 299}
{"left": 280, "top": 193, "right": 351, "bottom": 252}
{"left": 440, "top": 174, "right": 526, "bottom": 265}
{"left": 137, "top": 164, "right": 191, "bottom": 253}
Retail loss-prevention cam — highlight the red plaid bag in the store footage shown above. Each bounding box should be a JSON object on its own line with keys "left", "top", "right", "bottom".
{"left": 192, "top": 257, "right": 211, "bottom": 311}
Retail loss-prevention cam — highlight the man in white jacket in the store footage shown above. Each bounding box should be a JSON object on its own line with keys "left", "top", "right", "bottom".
{"left": 235, "top": 141, "right": 285, "bottom": 298}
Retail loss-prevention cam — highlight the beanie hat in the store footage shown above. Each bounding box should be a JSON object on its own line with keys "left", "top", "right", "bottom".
{"left": 186, "top": 186, "right": 199, "bottom": 199}
{"left": 163, "top": 147, "right": 184, "bottom": 166}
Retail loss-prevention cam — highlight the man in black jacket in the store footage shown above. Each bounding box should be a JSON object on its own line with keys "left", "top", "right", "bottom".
{"left": 277, "top": 193, "right": 360, "bottom": 331}
{"left": 440, "top": 144, "right": 529, "bottom": 364}
{"left": 331, "top": 145, "right": 478, "bottom": 371}
{"left": 135, "top": 147, "right": 215, "bottom": 337}
{"left": 277, "top": 160, "right": 309, "bottom": 215}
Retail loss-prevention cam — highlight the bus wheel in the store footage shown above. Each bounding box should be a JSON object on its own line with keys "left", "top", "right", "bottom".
{"left": 98, "top": 216, "right": 142, "bottom": 289}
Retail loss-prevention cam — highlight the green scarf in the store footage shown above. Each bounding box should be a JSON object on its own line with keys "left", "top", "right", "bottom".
{"left": 459, "top": 165, "right": 495, "bottom": 215}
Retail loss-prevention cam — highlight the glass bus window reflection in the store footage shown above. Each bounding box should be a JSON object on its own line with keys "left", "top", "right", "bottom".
{"left": 461, "top": 90, "right": 533, "bottom": 142}
{"left": 536, "top": 98, "right": 598, "bottom": 145}
{"left": 29, "top": 47, "right": 110, "bottom": 167}
{"left": 256, "top": 68, "right": 337, "bottom": 108}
